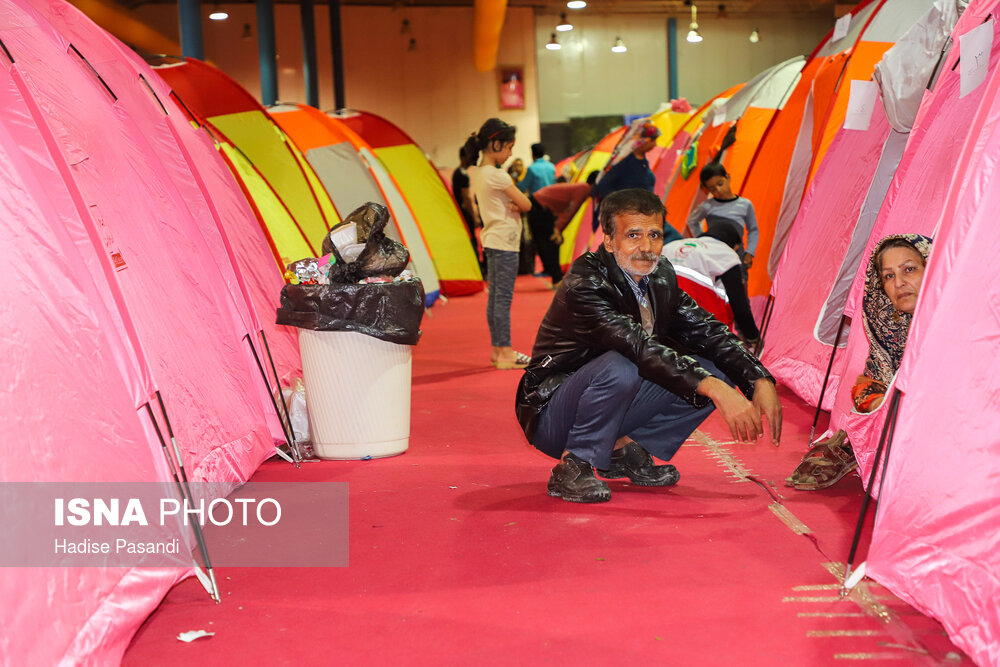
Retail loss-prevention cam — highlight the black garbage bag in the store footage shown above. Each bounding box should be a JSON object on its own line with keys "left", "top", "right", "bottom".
{"left": 276, "top": 280, "right": 425, "bottom": 345}
{"left": 277, "top": 201, "right": 424, "bottom": 345}
{"left": 323, "top": 203, "right": 410, "bottom": 284}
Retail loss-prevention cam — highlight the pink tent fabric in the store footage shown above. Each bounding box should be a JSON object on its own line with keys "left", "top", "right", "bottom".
{"left": 867, "top": 15, "right": 1000, "bottom": 666}
{"left": 4, "top": 0, "right": 281, "bottom": 481}
{"left": 761, "top": 106, "right": 892, "bottom": 409}
{"left": 829, "top": 1, "right": 1000, "bottom": 480}
{"left": 0, "top": 49, "right": 186, "bottom": 667}
{"left": 1, "top": 0, "right": 295, "bottom": 661}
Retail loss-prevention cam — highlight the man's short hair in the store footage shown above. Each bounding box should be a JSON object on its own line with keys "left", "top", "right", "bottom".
{"left": 531, "top": 142, "right": 545, "bottom": 160}
{"left": 599, "top": 189, "right": 666, "bottom": 237}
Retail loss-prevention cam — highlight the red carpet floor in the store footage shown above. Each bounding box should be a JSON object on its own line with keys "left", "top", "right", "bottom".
{"left": 123, "top": 277, "right": 970, "bottom": 666}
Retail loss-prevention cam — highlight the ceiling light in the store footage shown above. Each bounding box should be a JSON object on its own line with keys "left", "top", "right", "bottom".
{"left": 566, "top": 0, "right": 586, "bottom": 8}
{"left": 557, "top": 13, "right": 573, "bottom": 31}
{"left": 611, "top": 37, "right": 627, "bottom": 53}
{"left": 749, "top": 28, "right": 760, "bottom": 43}
{"left": 546, "top": 33, "right": 562, "bottom": 51}
{"left": 686, "top": 4, "right": 702, "bottom": 43}
{"left": 208, "top": 7, "right": 228, "bottom": 20}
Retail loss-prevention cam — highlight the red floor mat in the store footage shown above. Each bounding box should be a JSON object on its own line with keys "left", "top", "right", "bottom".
{"left": 123, "top": 276, "right": 969, "bottom": 665}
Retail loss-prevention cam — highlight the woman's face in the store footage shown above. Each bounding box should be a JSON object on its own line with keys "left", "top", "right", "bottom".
{"left": 880, "top": 245, "right": 926, "bottom": 314}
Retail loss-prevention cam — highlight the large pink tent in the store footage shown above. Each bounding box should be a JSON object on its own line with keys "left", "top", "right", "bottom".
{"left": 868, "top": 34, "right": 1000, "bottom": 662}
{"left": 824, "top": 0, "right": 1000, "bottom": 482}
{"left": 760, "top": 1, "right": 1000, "bottom": 662}
{"left": 761, "top": 0, "right": 956, "bottom": 409}
{"left": 0, "top": 0, "right": 294, "bottom": 661}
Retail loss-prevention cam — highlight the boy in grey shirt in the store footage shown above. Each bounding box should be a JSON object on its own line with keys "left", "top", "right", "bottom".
{"left": 686, "top": 163, "right": 758, "bottom": 271}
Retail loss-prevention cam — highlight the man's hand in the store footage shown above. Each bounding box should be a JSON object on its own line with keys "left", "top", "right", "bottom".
{"left": 751, "top": 378, "right": 782, "bottom": 446}
{"left": 697, "top": 376, "right": 762, "bottom": 444}
{"left": 550, "top": 229, "right": 563, "bottom": 245}
{"left": 742, "top": 252, "right": 754, "bottom": 268}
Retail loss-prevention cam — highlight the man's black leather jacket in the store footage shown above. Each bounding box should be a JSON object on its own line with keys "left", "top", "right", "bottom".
{"left": 515, "top": 246, "right": 773, "bottom": 443}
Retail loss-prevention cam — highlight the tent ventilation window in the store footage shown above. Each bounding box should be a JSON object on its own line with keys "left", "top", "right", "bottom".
{"left": 68, "top": 44, "right": 117, "bottom": 102}
{"left": 138, "top": 75, "right": 169, "bottom": 116}
{"left": 0, "top": 38, "right": 14, "bottom": 66}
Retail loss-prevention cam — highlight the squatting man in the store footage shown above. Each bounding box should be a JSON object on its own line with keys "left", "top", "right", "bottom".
{"left": 516, "top": 189, "right": 782, "bottom": 503}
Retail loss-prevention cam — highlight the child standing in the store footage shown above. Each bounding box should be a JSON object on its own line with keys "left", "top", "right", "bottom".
{"left": 465, "top": 118, "right": 533, "bottom": 370}
{"left": 686, "top": 163, "right": 759, "bottom": 275}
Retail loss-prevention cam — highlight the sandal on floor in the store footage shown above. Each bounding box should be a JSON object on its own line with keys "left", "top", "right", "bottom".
{"left": 785, "top": 430, "right": 857, "bottom": 491}
{"left": 494, "top": 351, "right": 531, "bottom": 370}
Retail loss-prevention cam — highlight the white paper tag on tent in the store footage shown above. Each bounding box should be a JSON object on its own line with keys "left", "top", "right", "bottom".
{"left": 960, "top": 18, "right": 994, "bottom": 98}
{"left": 844, "top": 80, "right": 878, "bottom": 131}
{"left": 712, "top": 109, "right": 727, "bottom": 127}
{"left": 832, "top": 12, "right": 851, "bottom": 43}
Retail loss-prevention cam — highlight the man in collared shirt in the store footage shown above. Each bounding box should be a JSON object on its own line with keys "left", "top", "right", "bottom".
{"left": 515, "top": 189, "right": 782, "bottom": 503}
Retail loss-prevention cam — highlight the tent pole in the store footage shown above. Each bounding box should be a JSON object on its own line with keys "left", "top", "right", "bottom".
{"left": 244, "top": 333, "right": 301, "bottom": 465}
{"left": 144, "top": 400, "right": 220, "bottom": 603}
{"left": 809, "top": 313, "right": 847, "bottom": 443}
{"left": 260, "top": 330, "right": 299, "bottom": 449}
{"left": 753, "top": 294, "right": 775, "bottom": 356}
{"left": 841, "top": 388, "right": 901, "bottom": 595}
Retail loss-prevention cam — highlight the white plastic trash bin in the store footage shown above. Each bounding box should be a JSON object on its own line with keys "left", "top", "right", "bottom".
{"left": 298, "top": 329, "right": 412, "bottom": 460}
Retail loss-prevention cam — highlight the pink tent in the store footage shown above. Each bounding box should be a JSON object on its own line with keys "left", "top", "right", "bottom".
{"left": 761, "top": 2, "right": 1000, "bottom": 662}
{"left": 825, "top": 0, "right": 1000, "bottom": 482}
{"left": 760, "top": 0, "right": 957, "bottom": 409}
{"left": 0, "top": 0, "right": 295, "bottom": 661}
{"left": 867, "top": 38, "right": 1000, "bottom": 663}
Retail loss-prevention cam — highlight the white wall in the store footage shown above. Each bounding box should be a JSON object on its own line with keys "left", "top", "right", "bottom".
{"left": 536, "top": 11, "right": 832, "bottom": 122}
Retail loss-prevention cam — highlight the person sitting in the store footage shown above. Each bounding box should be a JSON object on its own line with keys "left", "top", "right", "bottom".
{"left": 515, "top": 188, "right": 782, "bottom": 503}
{"left": 786, "top": 234, "right": 933, "bottom": 490}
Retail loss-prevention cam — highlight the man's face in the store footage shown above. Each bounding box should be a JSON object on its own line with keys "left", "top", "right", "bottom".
{"left": 603, "top": 211, "right": 664, "bottom": 280}
{"left": 635, "top": 136, "right": 657, "bottom": 156}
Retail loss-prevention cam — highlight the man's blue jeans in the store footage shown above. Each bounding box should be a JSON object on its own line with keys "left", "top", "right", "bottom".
{"left": 531, "top": 351, "right": 726, "bottom": 470}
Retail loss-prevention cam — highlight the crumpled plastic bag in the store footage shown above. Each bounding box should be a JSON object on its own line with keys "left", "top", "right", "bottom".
{"left": 322, "top": 203, "right": 409, "bottom": 284}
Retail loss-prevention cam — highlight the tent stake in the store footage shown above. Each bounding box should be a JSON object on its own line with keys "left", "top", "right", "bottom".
{"left": 809, "top": 313, "right": 847, "bottom": 443}
{"left": 244, "top": 333, "right": 300, "bottom": 466}
{"left": 144, "top": 399, "right": 220, "bottom": 603}
{"left": 841, "top": 388, "right": 902, "bottom": 596}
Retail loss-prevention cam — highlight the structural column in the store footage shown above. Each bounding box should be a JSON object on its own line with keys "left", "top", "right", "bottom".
{"left": 667, "top": 17, "right": 678, "bottom": 101}
{"left": 301, "top": 0, "right": 319, "bottom": 107}
{"left": 179, "top": 0, "right": 204, "bottom": 60}
{"left": 328, "top": 0, "right": 346, "bottom": 110}
{"left": 257, "top": 0, "right": 278, "bottom": 105}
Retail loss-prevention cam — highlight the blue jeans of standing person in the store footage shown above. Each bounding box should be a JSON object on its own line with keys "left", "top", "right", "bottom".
{"left": 530, "top": 351, "right": 729, "bottom": 470}
{"left": 485, "top": 248, "right": 519, "bottom": 347}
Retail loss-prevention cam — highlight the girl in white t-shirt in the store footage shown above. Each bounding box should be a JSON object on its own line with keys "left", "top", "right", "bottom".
{"left": 464, "top": 118, "right": 533, "bottom": 370}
